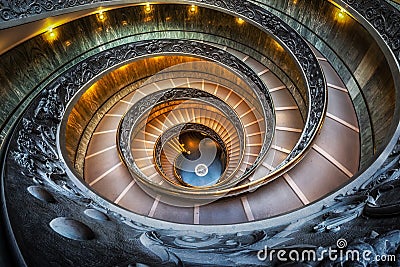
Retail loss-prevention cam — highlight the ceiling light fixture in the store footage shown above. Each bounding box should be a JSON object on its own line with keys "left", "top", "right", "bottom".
{"left": 144, "top": 3, "right": 152, "bottom": 13}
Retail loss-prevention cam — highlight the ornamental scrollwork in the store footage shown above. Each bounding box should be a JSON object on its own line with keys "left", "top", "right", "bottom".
{"left": 341, "top": 0, "right": 400, "bottom": 62}
{"left": 0, "top": 0, "right": 100, "bottom": 21}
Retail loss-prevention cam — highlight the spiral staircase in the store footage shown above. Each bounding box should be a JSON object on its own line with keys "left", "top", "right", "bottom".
{"left": 0, "top": 1, "right": 399, "bottom": 266}
{"left": 81, "top": 47, "right": 359, "bottom": 223}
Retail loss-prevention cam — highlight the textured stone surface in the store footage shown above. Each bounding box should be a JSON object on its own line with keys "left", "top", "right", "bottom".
{"left": 84, "top": 209, "right": 109, "bottom": 221}
{"left": 27, "top": 186, "right": 56, "bottom": 203}
{"left": 49, "top": 217, "right": 94, "bottom": 241}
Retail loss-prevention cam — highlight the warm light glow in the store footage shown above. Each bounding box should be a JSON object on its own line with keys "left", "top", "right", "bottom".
{"left": 46, "top": 27, "right": 57, "bottom": 42}
{"left": 97, "top": 10, "right": 105, "bottom": 21}
{"left": 189, "top": 5, "right": 197, "bottom": 13}
{"left": 144, "top": 3, "right": 152, "bottom": 13}
{"left": 293, "top": 0, "right": 298, "bottom": 4}
{"left": 65, "top": 40, "right": 71, "bottom": 47}
{"left": 179, "top": 143, "right": 188, "bottom": 153}
{"left": 121, "top": 20, "right": 128, "bottom": 26}
{"left": 273, "top": 40, "right": 284, "bottom": 52}
{"left": 144, "top": 16, "right": 153, "bottom": 22}
{"left": 117, "top": 64, "right": 129, "bottom": 72}
{"left": 48, "top": 27, "right": 55, "bottom": 37}
{"left": 236, "top": 17, "right": 245, "bottom": 25}
{"left": 337, "top": 8, "right": 346, "bottom": 20}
